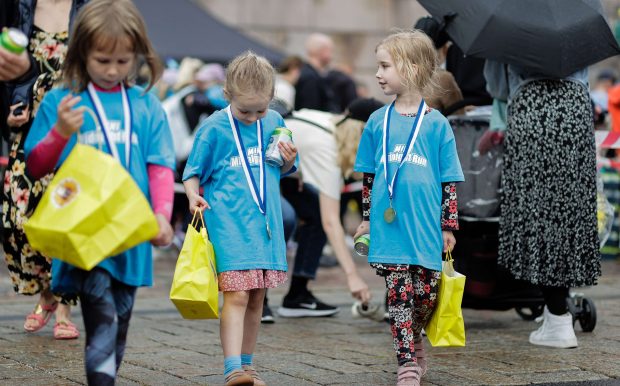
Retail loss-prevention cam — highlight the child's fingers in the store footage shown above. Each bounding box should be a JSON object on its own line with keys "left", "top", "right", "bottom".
{"left": 279, "top": 142, "right": 297, "bottom": 154}
{"left": 59, "top": 95, "right": 82, "bottom": 111}
{"left": 190, "top": 197, "right": 210, "bottom": 212}
{"left": 197, "top": 195, "right": 211, "bottom": 210}
{"left": 58, "top": 94, "right": 74, "bottom": 109}
{"left": 278, "top": 142, "right": 297, "bottom": 162}
{"left": 65, "top": 95, "right": 82, "bottom": 109}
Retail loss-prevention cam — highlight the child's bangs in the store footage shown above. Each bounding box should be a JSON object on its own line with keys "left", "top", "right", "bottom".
{"left": 92, "top": 31, "right": 134, "bottom": 53}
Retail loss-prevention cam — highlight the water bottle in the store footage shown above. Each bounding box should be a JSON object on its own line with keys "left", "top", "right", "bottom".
{"left": 1, "top": 28, "right": 28, "bottom": 54}
{"left": 354, "top": 233, "right": 370, "bottom": 256}
{"left": 265, "top": 127, "right": 293, "bottom": 166}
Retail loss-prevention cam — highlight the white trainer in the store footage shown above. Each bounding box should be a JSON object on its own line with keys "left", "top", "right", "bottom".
{"left": 529, "top": 306, "right": 578, "bottom": 348}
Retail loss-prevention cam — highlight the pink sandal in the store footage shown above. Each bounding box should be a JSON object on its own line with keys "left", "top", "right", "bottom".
{"left": 53, "top": 320, "right": 80, "bottom": 340}
{"left": 414, "top": 338, "right": 427, "bottom": 376}
{"left": 24, "top": 302, "right": 58, "bottom": 333}
{"left": 397, "top": 363, "right": 422, "bottom": 386}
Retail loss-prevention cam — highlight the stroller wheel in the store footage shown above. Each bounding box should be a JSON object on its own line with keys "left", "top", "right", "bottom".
{"left": 515, "top": 305, "right": 544, "bottom": 321}
{"left": 578, "top": 298, "right": 597, "bottom": 332}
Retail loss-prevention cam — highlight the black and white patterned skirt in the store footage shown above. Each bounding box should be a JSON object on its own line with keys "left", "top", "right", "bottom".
{"left": 498, "top": 80, "right": 601, "bottom": 287}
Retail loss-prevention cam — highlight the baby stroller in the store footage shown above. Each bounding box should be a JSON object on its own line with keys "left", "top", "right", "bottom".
{"left": 449, "top": 113, "right": 597, "bottom": 332}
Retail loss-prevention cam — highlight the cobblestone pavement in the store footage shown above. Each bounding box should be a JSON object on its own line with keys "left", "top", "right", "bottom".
{"left": 1, "top": 250, "right": 619, "bottom": 385}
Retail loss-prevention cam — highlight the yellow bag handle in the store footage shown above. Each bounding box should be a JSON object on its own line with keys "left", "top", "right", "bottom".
{"left": 445, "top": 247, "right": 453, "bottom": 262}
{"left": 191, "top": 208, "right": 209, "bottom": 239}
{"left": 190, "top": 208, "right": 216, "bottom": 277}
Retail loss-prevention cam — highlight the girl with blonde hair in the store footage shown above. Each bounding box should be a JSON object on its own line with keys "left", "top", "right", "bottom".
{"left": 353, "top": 31, "right": 464, "bottom": 385}
{"left": 184, "top": 51, "right": 297, "bottom": 386}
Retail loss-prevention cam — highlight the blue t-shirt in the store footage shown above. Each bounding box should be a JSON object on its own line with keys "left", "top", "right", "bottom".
{"left": 182, "top": 108, "right": 296, "bottom": 273}
{"left": 354, "top": 105, "right": 464, "bottom": 270}
{"left": 24, "top": 86, "right": 176, "bottom": 293}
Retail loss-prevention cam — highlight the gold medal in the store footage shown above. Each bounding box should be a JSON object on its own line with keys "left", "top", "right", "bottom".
{"left": 384, "top": 207, "right": 396, "bottom": 223}
{"left": 266, "top": 220, "right": 272, "bottom": 239}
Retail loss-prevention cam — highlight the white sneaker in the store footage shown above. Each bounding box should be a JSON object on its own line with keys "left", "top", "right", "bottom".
{"left": 529, "top": 306, "right": 578, "bottom": 348}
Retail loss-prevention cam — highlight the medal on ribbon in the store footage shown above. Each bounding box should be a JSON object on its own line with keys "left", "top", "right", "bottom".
{"left": 86, "top": 82, "right": 133, "bottom": 167}
{"left": 382, "top": 100, "right": 427, "bottom": 223}
{"left": 227, "top": 107, "right": 271, "bottom": 239}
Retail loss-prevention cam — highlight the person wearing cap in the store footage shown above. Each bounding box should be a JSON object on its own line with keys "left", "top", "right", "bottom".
{"left": 271, "top": 98, "right": 383, "bottom": 319}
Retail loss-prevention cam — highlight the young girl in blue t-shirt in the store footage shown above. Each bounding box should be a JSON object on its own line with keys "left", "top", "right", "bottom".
{"left": 23, "top": 0, "right": 176, "bottom": 383}
{"left": 183, "top": 52, "right": 297, "bottom": 386}
{"left": 353, "top": 31, "right": 464, "bottom": 386}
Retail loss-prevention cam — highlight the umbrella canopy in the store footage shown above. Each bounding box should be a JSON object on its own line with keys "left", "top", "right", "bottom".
{"left": 418, "top": 0, "right": 620, "bottom": 78}
{"left": 133, "top": 0, "right": 284, "bottom": 64}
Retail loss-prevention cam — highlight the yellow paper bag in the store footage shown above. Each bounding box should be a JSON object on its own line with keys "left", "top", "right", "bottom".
{"left": 170, "top": 210, "right": 219, "bottom": 319}
{"left": 24, "top": 143, "right": 159, "bottom": 271}
{"left": 426, "top": 249, "right": 466, "bottom": 347}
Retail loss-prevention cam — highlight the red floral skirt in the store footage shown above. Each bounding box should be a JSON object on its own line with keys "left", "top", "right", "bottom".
{"left": 218, "top": 269, "right": 288, "bottom": 292}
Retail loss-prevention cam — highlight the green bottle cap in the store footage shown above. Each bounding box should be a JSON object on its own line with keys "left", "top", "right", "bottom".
{"left": 1, "top": 28, "right": 28, "bottom": 54}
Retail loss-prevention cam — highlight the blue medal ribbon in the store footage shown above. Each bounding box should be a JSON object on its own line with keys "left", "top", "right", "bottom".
{"left": 226, "top": 106, "right": 271, "bottom": 238}
{"left": 382, "top": 99, "right": 427, "bottom": 203}
{"left": 86, "top": 82, "right": 133, "bottom": 168}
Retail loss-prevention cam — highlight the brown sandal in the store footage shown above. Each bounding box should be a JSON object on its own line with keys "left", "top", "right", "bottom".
{"left": 225, "top": 369, "right": 254, "bottom": 386}
{"left": 243, "top": 365, "right": 267, "bottom": 386}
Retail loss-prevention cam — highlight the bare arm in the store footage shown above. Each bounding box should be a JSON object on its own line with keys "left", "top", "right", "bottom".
{"left": 319, "top": 192, "right": 371, "bottom": 303}
{"left": 183, "top": 176, "right": 210, "bottom": 213}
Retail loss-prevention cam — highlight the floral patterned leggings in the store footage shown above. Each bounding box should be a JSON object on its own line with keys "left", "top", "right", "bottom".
{"left": 379, "top": 265, "right": 441, "bottom": 365}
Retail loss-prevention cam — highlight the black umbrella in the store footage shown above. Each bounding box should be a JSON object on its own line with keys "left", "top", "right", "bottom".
{"left": 417, "top": 0, "right": 620, "bottom": 78}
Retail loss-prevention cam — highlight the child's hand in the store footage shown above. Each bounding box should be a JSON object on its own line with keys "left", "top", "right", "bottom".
{"left": 353, "top": 220, "right": 370, "bottom": 239}
{"left": 188, "top": 191, "right": 210, "bottom": 213}
{"left": 56, "top": 94, "right": 86, "bottom": 138}
{"left": 278, "top": 141, "right": 297, "bottom": 173}
{"left": 442, "top": 230, "right": 456, "bottom": 252}
{"left": 151, "top": 213, "right": 173, "bottom": 247}
{"left": 7, "top": 103, "right": 29, "bottom": 128}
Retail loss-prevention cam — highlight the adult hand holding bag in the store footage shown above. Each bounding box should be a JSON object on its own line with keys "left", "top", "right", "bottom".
{"left": 24, "top": 107, "right": 159, "bottom": 270}
{"left": 170, "top": 209, "right": 219, "bottom": 319}
{"left": 425, "top": 248, "right": 467, "bottom": 347}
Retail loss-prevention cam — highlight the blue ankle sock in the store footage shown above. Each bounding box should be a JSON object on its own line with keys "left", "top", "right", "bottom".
{"left": 241, "top": 353, "right": 253, "bottom": 366}
{"left": 224, "top": 356, "right": 242, "bottom": 377}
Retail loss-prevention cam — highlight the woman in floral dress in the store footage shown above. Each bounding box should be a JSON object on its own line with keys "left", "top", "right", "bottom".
{"left": 3, "top": 0, "right": 88, "bottom": 340}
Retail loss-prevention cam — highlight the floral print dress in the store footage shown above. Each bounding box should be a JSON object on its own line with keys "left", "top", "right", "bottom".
{"left": 2, "top": 27, "right": 76, "bottom": 304}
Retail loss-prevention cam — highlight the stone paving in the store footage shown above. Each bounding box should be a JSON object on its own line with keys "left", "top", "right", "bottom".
{"left": 1, "top": 252, "right": 619, "bottom": 386}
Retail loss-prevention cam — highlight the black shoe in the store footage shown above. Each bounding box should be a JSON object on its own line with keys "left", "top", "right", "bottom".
{"left": 261, "top": 303, "right": 275, "bottom": 324}
{"left": 277, "top": 292, "right": 340, "bottom": 318}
